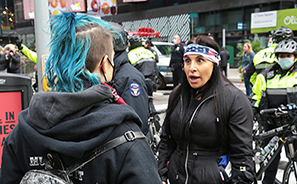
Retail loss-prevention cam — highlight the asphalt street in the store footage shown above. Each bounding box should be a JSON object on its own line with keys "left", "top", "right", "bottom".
{"left": 152, "top": 68, "right": 294, "bottom": 184}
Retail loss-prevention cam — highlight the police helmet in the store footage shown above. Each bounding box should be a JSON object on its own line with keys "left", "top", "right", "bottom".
{"left": 109, "top": 22, "right": 128, "bottom": 52}
{"left": 272, "top": 26, "right": 294, "bottom": 43}
{"left": 129, "top": 35, "right": 142, "bottom": 50}
{"left": 145, "top": 38, "right": 154, "bottom": 46}
{"left": 274, "top": 39, "right": 297, "bottom": 56}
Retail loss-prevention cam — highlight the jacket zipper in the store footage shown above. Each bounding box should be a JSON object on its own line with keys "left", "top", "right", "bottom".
{"left": 184, "top": 95, "right": 214, "bottom": 184}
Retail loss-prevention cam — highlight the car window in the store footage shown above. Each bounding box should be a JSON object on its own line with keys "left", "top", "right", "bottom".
{"left": 154, "top": 45, "right": 172, "bottom": 57}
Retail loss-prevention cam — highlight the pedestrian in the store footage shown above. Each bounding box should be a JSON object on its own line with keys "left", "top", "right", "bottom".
{"left": 128, "top": 35, "right": 159, "bottom": 119}
{"left": 0, "top": 12, "right": 162, "bottom": 184}
{"left": 245, "top": 26, "right": 294, "bottom": 86}
{"left": 169, "top": 34, "right": 185, "bottom": 88}
{"left": 241, "top": 42, "right": 254, "bottom": 96}
{"left": 252, "top": 38, "right": 297, "bottom": 184}
{"left": 158, "top": 35, "right": 255, "bottom": 184}
{"left": 109, "top": 22, "right": 150, "bottom": 137}
{"left": 219, "top": 46, "right": 229, "bottom": 77}
{"left": 4, "top": 44, "right": 21, "bottom": 74}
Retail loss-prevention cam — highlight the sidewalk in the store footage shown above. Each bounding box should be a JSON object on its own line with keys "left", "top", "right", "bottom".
{"left": 227, "top": 68, "right": 246, "bottom": 93}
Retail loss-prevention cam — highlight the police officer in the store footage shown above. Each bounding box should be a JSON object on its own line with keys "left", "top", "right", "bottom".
{"left": 128, "top": 35, "right": 159, "bottom": 120}
{"left": 245, "top": 26, "right": 294, "bottom": 86}
{"left": 169, "top": 34, "right": 185, "bottom": 87}
{"left": 109, "top": 23, "right": 150, "bottom": 137}
{"left": 252, "top": 38, "right": 297, "bottom": 184}
{"left": 145, "top": 38, "right": 159, "bottom": 63}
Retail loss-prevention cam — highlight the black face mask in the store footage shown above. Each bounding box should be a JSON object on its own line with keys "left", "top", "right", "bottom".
{"left": 100, "top": 56, "right": 114, "bottom": 83}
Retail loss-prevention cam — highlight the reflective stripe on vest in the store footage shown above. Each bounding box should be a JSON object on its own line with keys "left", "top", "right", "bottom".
{"left": 255, "top": 63, "right": 274, "bottom": 70}
{"left": 128, "top": 47, "right": 156, "bottom": 65}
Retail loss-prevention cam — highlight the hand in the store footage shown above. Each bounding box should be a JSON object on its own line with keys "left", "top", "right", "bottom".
{"left": 241, "top": 67, "right": 245, "bottom": 73}
{"left": 16, "top": 39, "right": 23, "bottom": 50}
{"left": 162, "top": 181, "right": 167, "bottom": 184}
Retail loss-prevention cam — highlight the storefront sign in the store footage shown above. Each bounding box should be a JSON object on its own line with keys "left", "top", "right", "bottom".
{"left": 0, "top": 91, "right": 22, "bottom": 166}
{"left": 251, "top": 11, "right": 277, "bottom": 29}
{"left": 251, "top": 8, "right": 297, "bottom": 33}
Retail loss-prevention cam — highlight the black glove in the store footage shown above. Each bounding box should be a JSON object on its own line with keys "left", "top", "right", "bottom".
{"left": 16, "top": 39, "right": 23, "bottom": 50}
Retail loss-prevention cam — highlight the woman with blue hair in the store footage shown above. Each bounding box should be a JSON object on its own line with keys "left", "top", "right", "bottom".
{"left": 0, "top": 12, "right": 162, "bottom": 184}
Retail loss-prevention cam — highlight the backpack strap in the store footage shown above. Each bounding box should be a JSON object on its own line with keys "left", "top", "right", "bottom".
{"left": 66, "top": 131, "right": 145, "bottom": 175}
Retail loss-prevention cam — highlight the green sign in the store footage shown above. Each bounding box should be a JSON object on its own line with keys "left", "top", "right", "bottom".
{"left": 251, "top": 8, "right": 297, "bottom": 33}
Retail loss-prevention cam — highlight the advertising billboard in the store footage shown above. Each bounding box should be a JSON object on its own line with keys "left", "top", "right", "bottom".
{"left": 23, "top": 0, "right": 87, "bottom": 19}
{"left": 0, "top": 90, "right": 23, "bottom": 166}
{"left": 23, "top": 0, "right": 116, "bottom": 19}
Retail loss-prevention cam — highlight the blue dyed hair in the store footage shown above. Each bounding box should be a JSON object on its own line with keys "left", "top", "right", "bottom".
{"left": 45, "top": 12, "right": 114, "bottom": 92}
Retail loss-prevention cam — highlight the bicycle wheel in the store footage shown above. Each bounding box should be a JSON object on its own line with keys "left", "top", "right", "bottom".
{"left": 283, "top": 161, "right": 297, "bottom": 184}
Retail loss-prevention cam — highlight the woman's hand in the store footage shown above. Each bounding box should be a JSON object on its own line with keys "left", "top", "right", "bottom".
{"left": 162, "top": 181, "right": 167, "bottom": 184}
{"left": 241, "top": 67, "right": 246, "bottom": 73}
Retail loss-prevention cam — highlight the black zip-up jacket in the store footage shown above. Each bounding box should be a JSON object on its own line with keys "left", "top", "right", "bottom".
{"left": 6, "top": 53, "right": 20, "bottom": 73}
{"left": 113, "top": 51, "right": 149, "bottom": 135}
{"left": 158, "top": 83, "right": 254, "bottom": 184}
{"left": 0, "top": 85, "right": 161, "bottom": 184}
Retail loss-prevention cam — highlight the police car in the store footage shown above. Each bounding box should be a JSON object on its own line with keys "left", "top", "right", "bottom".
{"left": 152, "top": 41, "right": 173, "bottom": 89}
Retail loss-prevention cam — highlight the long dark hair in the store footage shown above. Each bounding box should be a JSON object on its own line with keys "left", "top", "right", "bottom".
{"left": 164, "top": 35, "right": 233, "bottom": 150}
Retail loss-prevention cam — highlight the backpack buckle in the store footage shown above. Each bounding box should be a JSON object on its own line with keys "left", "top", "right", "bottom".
{"left": 124, "top": 131, "right": 136, "bottom": 141}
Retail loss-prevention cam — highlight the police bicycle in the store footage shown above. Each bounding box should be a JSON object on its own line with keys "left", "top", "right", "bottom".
{"left": 148, "top": 96, "right": 166, "bottom": 158}
{"left": 252, "top": 104, "right": 297, "bottom": 183}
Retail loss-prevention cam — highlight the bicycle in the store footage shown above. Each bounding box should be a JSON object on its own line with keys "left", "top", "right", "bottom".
{"left": 148, "top": 96, "right": 166, "bottom": 158}
{"left": 252, "top": 104, "right": 297, "bottom": 183}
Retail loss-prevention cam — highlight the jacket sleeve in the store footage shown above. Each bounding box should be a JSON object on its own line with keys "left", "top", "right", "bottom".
{"left": 117, "top": 139, "right": 162, "bottom": 184}
{"left": 21, "top": 44, "right": 37, "bottom": 63}
{"left": 121, "top": 78, "right": 149, "bottom": 131}
{"left": 252, "top": 74, "right": 266, "bottom": 108}
{"left": 157, "top": 94, "right": 177, "bottom": 182}
{"left": 227, "top": 90, "right": 255, "bottom": 183}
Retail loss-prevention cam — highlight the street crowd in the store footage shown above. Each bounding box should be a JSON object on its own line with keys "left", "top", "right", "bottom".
{"left": 0, "top": 12, "right": 296, "bottom": 184}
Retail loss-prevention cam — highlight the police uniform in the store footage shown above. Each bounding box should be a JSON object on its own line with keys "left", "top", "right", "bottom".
{"left": 252, "top": 63, "right": 297, "bottom": 184}
{"left": 245, "top": 44, "right": 278, "bottom": 86}
{"left": 112, "top": 51, "right": 149, "bottom": 136}
{"left": 170, "top": 42, "right": 185, "bottom": 87}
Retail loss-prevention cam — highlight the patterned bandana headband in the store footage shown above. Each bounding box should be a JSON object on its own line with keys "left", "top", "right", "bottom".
{"left": 183, "top": 44, "right": 220, "bottom": 65}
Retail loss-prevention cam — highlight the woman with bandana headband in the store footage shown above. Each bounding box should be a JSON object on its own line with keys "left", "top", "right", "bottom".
{"left": 158, "top": 35, "right": 255, "bottom": 184}
{"left": 0, "top": 12, "right": 162, "bottom": 184}
{"left": 251, "top": 38, "right": 297, "bottom": 184}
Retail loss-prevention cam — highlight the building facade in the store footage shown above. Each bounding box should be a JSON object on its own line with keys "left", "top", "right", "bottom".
{"left": 1, "top": 0, "right": 297, "bottom": 66}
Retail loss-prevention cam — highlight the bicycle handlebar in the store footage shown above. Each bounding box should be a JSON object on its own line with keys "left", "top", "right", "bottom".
{"left": 260, "top": 104, "right": 297, "bottom": 115}
{"left": 149, "top": 109, "right": 166, "bottom": 117}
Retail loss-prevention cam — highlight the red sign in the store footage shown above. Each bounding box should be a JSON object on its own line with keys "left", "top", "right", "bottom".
{"left": 0, "top": 91, "right": 22, "bottom": 166}
{"left": 128, "top": 27, "right": 160, "bottom": 38}
{"left": 23, "top": 0, "right": 87, "bottom": 19}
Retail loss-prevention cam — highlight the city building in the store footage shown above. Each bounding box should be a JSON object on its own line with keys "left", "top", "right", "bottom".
{"left": 1, "top": 0, "right": 296, "bottom": 67}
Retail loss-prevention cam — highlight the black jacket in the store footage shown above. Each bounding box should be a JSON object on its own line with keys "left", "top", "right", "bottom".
{"left": 0, "top": 85, "right": 161, "bottom": 184}
{"left": 158, "top": 83, "right": 254, "bottom": 184}
{"left": 0, "top": 54, "right": 8, "bottom": 71}
{"left": 6, "top": 53, "right": 20, "bottom": 73}
{"left": 220, "top": 48, "right": 230, "bottom": 67}
{"left": 113, "top": 51, "right": 149, "bottom": 135}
